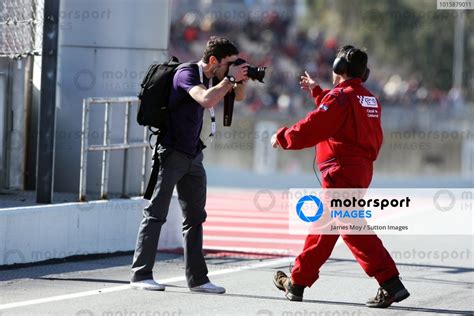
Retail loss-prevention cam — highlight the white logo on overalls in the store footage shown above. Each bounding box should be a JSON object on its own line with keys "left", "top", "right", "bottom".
{"left": 357, "top": 96, "right": 378, "bottom": 108}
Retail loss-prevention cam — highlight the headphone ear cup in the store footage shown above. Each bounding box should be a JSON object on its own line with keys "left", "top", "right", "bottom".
{"left": 332, "top": 57, "right": 347, "bottom": 75}
{"left": 362, "top": 68, "right": 370, "bottom": 82}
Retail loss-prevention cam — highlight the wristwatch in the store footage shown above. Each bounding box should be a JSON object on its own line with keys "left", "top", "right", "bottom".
{"left": 226, "top": 75, "right": 236, "bottom": 83}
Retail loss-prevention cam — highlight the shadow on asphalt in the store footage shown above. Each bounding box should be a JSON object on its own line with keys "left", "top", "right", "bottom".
{"left": 0, "top": 252, "right": 179, "bottom": 282}
{"left": 165, "top": 290, "right": 473, "bottom": 315}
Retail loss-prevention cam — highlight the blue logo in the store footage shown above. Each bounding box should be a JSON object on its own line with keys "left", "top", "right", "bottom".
{"left": 296, "top": 195, "right": 324, "bottom": 222}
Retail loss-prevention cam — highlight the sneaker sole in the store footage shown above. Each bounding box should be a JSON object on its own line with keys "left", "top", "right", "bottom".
{"left": 189, "top": 288, "right": 225, "bottom": 294}
{"left": 272, "top": 277, "right": 285, "bottom": 291}
{"left": 130, "top": 284, "right": 165, "bottom": 291}
{"left": 285, "top": 292, "right": 303, "bottom": 302}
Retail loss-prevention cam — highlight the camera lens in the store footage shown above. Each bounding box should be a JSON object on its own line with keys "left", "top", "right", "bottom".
{"left": 247, "top": 66, "right": 266, "bottom": 83}
{"left": 232, "top": 58, "right": 266, "bottom": 83}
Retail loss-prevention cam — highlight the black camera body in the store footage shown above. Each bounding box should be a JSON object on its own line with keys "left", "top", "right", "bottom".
{"left": 223, "top": 58, "right": 266, "bottom": 127}
{"left": 233, "top": 58, "right": 266, "bottom": 83}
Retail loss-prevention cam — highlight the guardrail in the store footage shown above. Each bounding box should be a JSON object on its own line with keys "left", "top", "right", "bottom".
{"left": 79, "top": 97, "right": 148, "bottom": 201}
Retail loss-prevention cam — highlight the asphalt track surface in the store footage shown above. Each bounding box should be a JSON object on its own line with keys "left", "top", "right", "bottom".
{"left": 1, "top": 233, "right": 473, "bottom": 316}
{"left": 1, "top": 186, "right": 473, "bottom": 316}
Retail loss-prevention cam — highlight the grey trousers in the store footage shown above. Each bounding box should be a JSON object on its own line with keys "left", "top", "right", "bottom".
{"left": 131, "top": 146, "right": 209, "bottom": 287}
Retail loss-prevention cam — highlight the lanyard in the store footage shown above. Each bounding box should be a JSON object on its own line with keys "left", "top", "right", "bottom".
{"left": 197, "top": 64, "right": 216, "bottom": 139}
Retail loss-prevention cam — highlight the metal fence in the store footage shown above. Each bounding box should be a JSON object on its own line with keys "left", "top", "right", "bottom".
{"left": 0, "top": 0, "right": 44, "bottom": 58}
{"left": 79, "top": 97, "right": 148, "bottom": 201}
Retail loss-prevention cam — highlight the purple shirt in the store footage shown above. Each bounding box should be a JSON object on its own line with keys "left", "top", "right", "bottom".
{"left": 161, "top": 64, "right": 210, "bottom": 157}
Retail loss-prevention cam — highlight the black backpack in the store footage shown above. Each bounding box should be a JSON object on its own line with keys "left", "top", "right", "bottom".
{"left": 137, "top": 56, "right": 195, "bottom": 199}
{"left": 137, "top": 56, "right": 183, "bottom": 140}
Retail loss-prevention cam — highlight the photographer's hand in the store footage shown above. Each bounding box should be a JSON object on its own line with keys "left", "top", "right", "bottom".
{"left": 228, "top": 64, "right": 248, "bottom": 82}
{"left": 300, "top": 71, "right": 317, "bottom": 93}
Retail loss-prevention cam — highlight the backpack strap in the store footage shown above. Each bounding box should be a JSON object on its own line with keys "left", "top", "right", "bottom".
{"left": 179, "top": 63, "right": 216, "bottom": 139}
{"left": 143, "top": 141, "right": 160, "bottom": 200}
{"left": 197, "top": 64, "right": 216, "bottom": 138}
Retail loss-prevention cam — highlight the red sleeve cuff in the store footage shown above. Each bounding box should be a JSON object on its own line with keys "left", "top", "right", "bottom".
{"left": 311, "top": 85, "right": 323, "bottom": 98}
{"left": 276, "top": 127, "right": 290, "bottom": 149}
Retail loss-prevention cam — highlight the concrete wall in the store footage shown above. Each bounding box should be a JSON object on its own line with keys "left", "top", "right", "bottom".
{"left": 53, "top": 0, "right": 170, "bottom": 195}
{"left": 0, "top": 196, "right": 183, "bottom": 266}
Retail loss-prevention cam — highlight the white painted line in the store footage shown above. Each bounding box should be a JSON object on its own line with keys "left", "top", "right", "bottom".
{"left": 0, "top": 285, "right": 131, "bottom": 310}
{"left": 0, "top": 257, "right": 292, "bottom": 311}
{"left": 204, "top": 245, "right": 294, "bottom": 255}
{"left": 204, "top": 235, "right": 303, "bottom": 244}
{"left": 205, "top": 257, "right": 292, "bottom": 275}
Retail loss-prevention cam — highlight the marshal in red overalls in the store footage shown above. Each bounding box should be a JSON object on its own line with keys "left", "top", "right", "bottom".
{"left": 275, "top": 78, "right": 399, "bottom": 288}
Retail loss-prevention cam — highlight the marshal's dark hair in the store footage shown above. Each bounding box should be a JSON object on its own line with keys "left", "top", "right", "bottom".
{"left": 337, "top": 45, "right": 368, "bottom": 79}
{"left": 202, "top": 36, "right": 239, "bottom": 63}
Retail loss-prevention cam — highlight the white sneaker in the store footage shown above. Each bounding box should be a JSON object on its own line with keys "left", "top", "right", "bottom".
{"left": 189, "top": 282, "right": 226, "bottom": 294}
{"left": 130, "top": 279, "right": 165, "bottom": 291}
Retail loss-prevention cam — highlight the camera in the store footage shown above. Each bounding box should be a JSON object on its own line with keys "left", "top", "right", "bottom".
{"left": 233, "top": 58, "right": 266, "bottom": 83}
{"left": 223, "top": 58, "right": 266, "bottom": 127}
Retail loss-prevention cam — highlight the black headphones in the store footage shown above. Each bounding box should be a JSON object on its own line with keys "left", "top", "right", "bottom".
{"left": 332, "top": 47, "right": 370, "bottom": 82}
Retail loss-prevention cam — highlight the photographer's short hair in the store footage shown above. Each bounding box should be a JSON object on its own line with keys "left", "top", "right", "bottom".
{"left": 202, "top": 36, "right": 239, "bottom": 63}
{"left": 337, "top": 45, "right": 368, "bottom": 79}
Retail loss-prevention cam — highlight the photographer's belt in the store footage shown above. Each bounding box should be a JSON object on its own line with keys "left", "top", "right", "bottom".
{"left": 198, "top": 64, "right": 216, "bottom": 138}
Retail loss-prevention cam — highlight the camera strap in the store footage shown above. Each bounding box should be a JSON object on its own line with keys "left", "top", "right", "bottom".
{"left": 197, "top": 64, "right": 216, "bottom": 139}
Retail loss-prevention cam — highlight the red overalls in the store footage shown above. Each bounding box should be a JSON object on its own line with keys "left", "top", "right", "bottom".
{"left": 276, "top": 78, "right": 399, "bottom": 287}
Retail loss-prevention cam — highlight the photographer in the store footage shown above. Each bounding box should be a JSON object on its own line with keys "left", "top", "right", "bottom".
{"left": 130, "top": 37, "right": 247, "bottom": 293}
{"left": 271, "top": 46, "right": 410, "bottom": 308}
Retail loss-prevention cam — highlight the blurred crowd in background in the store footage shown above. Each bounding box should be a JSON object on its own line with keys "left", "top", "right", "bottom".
{"left": 170, "top": 0, "right": 470, "bottom": 115}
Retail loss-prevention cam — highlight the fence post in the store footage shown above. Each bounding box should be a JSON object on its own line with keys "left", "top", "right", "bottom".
{"left": 100, "top": 102, "right": 111, "bottom": 199}
{"left": 79, "top": 98, "right": 89, "bottom": 201}
{"left": 122, "top": 101, "right": 131, "bottom": 197}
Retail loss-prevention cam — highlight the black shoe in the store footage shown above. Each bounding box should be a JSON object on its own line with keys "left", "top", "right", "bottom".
{"left": 273, "top": 271, "right": 304, "bottom": 301}
{"left": 366, "top": 276, "right": 410, "bottom": 308}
